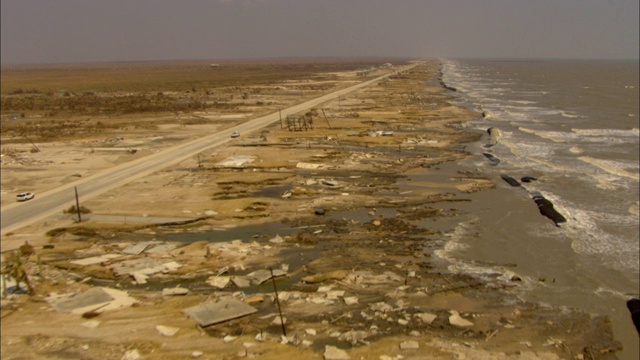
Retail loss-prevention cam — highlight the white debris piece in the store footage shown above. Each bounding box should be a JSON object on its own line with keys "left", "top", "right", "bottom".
{"left": 344, "top": 296, "right": 359, "bottom": 305}
{"left": 400, "top": 340, "right": 419, "bottom": 350}
{"left": 162, "top": 287, "right": 189, "bottom": 296}
{"left": 414, "top": 313, "right": 437, "bottom": 324}
{"left": 247, "top": 268, "right": 287, "bottom": 285}
{"left": 122, "top": 349, "right": 142, "bottom": 360}
{"left": 322, "top": 179, "right": 339, "bottom": 187}
{"left": 317, "top": 285, "right": 334, "bottom": 293}
{"left": 231, "top": 276, "right": 251, "bottom": 288}
{"left": 277, "top": 291, "right": 291, "bottom": 302}
{"left": 81, "top": 320, "right": 101, "bottom": 329}
{"left": 223, "top": 335, "right": 237, "bottom": 343}
{"left": 297, "top": 162, "right": 325, "bottom": 170}
{"left": 123, "top": 241, "right": 160, "bottom": 255}
{"left": 449, "top": 310, "right": 474, "bottom": 328}
{"left": 48, "top": 287, "right": 137, "bottom": 315}
{"left": 324, "top": 345, "right": 350, "bottom": 360}
{"left": 156, "top": 325, "right": 180, "bottom": 337}
{"left": 70, "top": 254, "right": 122, "bottom": 266}
{"left": 326, "top": 290, "right": 345, "bottom": 300}
{"left": 206, "top": 276, "right": 230, "bottom": 289}
{"left": 269, "top": 235, "right": 285, "bottom": 244}
{"left": 369, "top": 302, "right": 393, "bottom": 313}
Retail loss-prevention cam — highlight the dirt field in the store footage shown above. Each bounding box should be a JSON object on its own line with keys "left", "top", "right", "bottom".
{"left": 0, "top": 60, "right": 622, "bottom": 359}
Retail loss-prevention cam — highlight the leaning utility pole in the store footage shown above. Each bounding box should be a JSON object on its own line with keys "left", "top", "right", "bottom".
{"left": 74, "top": 187, "right": 82, "bottom": 222}
{"left": 321, "top": 109, "right": 332, "bottom": 129}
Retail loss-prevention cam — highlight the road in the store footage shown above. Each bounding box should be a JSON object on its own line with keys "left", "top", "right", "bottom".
{"left": 1, "top": 64, "right": 416, "bottom": 235}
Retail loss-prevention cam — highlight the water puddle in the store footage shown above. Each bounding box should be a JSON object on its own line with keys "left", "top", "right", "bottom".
{"left": 156, "top": 221, "right": 297, "bottom": 244}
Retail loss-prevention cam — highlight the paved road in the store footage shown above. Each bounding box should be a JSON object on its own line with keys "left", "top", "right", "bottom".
{"left": 1, "top": 64, "right": 416, "bottom": 235}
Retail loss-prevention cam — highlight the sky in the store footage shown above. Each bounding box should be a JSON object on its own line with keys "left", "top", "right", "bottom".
{"left": 1, "top": 0, "right": 638, "bottom": 65}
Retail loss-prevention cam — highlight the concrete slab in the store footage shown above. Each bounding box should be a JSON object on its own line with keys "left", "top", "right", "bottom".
{"left": 48, "top": 288, "right": 114, "bottom": 312}
{"left": 183, "top": 299, "right": 257, "bottom": 327}
{"left": 47, "top": 287, "right": 138, "bottom": 314}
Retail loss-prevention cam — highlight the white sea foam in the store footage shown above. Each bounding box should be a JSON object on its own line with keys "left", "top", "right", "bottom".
{"left": 569, "top": 146, "right": 584, "bottom": 154}
{"left": 561, "top": 112, "right": 581, "bottom": 119}
{"left": 594, "top": 287, "right": 634, "bottom": 300}
{"left": 578, "top": 156, "right": 640, "bottom": 181}
{"left": 434, "top": 219, "right": 521, "bottom": 284}
{"left": 500, "top": 138, "right": 554, "bottom": 159}
{"left": 572, "top": 128, "right": 640, "bottom": 138}
{"left": 499, "top": 139, "right": 574, "bottom": 174}
{"left": 519, "top": 127, "right": 575, "bottom": 143}
{"left": 519, "top": 91, "right": 549, "bottom": 96}
{"left": 564, "top": 206, "right": 640, "bottom": 272}
{"left": 630, "top": 202, "right": 639, "bottom": 216}
{"left": 592, "top": 173, "right": 625, "bottom": 191}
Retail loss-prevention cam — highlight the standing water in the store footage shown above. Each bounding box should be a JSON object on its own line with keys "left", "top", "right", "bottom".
{"left": 439, "top": 59, "right": 639, "bottom": 358}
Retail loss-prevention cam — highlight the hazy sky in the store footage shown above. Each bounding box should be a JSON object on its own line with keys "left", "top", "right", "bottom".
{"left": 2, "top": 0, "right": 638, "bottom": 64}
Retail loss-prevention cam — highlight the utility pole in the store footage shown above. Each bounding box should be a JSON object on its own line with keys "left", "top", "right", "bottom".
{"left": 321, "top": 109, "right": 332, "bottom": 129}
{"left": 74, "top": 187, "right": 82, "bottom": 222}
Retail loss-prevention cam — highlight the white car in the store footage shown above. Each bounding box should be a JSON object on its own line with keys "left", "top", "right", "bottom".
{"left": 16, "top": 192, "right": 35, "bottom": 202}
{"left": 230, "top": 131, "right": 240, "bottom": 138}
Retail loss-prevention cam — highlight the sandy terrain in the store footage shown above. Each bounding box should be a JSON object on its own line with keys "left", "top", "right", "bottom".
{"left": 0, "top": 61, "right": 622, "bottom": 359}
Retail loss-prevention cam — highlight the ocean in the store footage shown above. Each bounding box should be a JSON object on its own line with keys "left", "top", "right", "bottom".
{"left": 439, "top": 59, "right": 639, "bottom": 358}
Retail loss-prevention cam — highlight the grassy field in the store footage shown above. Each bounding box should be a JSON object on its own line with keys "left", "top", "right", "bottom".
{"left": 0, "top": 58, "right": 410, "bottom": 143}
{"left": 1, "top": 58, "right": 408, "bottom": 94}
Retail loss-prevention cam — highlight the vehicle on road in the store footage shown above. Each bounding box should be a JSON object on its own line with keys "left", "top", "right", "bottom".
{"left": 16, "top": 192, "right": 35, "bottom": 202}
{"left": 231, "top": 131, "right": 240, "bottom": 138}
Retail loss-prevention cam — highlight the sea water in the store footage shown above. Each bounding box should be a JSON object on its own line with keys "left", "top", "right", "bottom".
{"left": 440, "top": 59, "right": 639, "bottom": 358}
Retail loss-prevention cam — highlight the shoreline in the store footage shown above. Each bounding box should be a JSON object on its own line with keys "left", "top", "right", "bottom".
{"left": 1, "top": 60, "right": 625, "bottom": 359}
{"left": 439, "top": 59, "right": 639, "bottom": 360}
